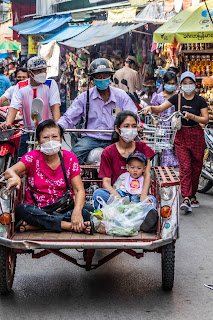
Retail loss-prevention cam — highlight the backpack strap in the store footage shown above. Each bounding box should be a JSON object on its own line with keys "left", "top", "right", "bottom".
{"left": 58, "top": 151, "right": 70, "bottom": 191}
{"left": 85, "top": 87, "right": 90, "bottom": 129}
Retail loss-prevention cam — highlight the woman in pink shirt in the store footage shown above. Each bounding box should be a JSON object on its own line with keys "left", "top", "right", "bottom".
{"left": 5, "top": 120, "right": 92, "bottom": 234}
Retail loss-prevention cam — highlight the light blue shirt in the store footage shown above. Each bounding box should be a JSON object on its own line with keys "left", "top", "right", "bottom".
{"left": 58, "top": 86, "right": 138, "bottom": 140}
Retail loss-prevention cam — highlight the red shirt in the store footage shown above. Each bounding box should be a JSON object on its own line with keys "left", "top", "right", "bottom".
{"left": 99, "top": 141, "right": 155, "bottom": 185}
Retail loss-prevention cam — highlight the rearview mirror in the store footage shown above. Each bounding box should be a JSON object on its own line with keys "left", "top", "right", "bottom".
{"left": 31, "top": 98, "right": 44, "bottom": 126}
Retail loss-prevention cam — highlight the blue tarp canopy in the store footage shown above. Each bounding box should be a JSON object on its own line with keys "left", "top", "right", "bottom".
{"left": 11, "top": 19, "right": 44, "bottom": 33}
{"left": 40, "top": 25, "right": 91, "bottom": 44}
{"left": 13, "top": 15, "right": 72, "bottom": 35}
{"left": 60, "top": 22, "right": 145, "bottom": 48}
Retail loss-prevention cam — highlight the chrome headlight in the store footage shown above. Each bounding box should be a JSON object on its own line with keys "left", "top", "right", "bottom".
{"left": 160, "top": 187, "right": 173, "bottom": 201}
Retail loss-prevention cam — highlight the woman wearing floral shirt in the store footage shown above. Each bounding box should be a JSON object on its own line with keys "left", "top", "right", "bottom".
{"left": 5, "top": 119, "right": 92, "bottom": 234}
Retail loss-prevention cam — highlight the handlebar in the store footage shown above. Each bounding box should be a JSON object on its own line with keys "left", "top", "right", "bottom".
{"left": 139, "top": 110, "right": 184, "bottom": 123}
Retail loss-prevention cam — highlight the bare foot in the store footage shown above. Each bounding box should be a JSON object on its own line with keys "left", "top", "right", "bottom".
{"left": 61, "top": 221, "right": 91, "bottom": 234}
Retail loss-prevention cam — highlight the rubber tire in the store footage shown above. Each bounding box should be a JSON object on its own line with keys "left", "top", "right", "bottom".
{"left": 161, "top": 242, "right": 175, "bottom": 291}
{"left": 0, "top": 245, "right": 16, "bottom": 295}
{"left": 198, "top": 177, "right": 213, "bottom": 194}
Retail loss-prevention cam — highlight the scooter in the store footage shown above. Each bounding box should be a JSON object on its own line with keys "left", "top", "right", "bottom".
{"left": 0, "top": 128, "right": 22, "bottom": 175}
{"left": 198, "top": 124, "right": 213, "bottom": 193}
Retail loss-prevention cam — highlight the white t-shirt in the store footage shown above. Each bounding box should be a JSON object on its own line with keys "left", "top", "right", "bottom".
{"left": 3, "top": 85, "right": 15, "bottom": 101}
{"left": 10, "top": 78, "right": 61, "bottom": 129}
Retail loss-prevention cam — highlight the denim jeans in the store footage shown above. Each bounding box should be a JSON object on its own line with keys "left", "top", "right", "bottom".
{"left": 18, "top": 133, "right": 30, "bottom": 158}
{"left": 93, "top": 188, "right": 156, "bottom": 210}
{"left": 71, "top": 136, "right": 111, "bottom": 164}
{"left": 15, "top": 203, "right": 91, "bottom": 232}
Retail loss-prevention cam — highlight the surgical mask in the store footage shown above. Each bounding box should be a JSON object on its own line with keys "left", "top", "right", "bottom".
{"left": 181, "top": 84, "right": 196, "bottom": 95}
{"left": 164, "top": 84, "right": 176, "bottom": 92}
{"left": 40, "top": 140, "right": 61, "bottom": 155}
{"left": 31, "top": 71, "right": 47, "bottom": 84}
{"left": 94, "top": 77, "right": 111, "bottom": 90}
{"left": 120, "top": 128, "right": 138, "bottom": 143}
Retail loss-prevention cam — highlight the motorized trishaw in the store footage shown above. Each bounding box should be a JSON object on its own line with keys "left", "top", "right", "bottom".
{"left": 0, "top": 105, "right": 181, "bottom": 295}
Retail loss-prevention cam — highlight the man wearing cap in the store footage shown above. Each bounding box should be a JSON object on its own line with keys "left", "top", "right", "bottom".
{"left": 58, "top": 58, "right": 138, "bottom": 164}
{"left": 0, "top": 56, "right": 61, "bottom": 157}
{"left": 113, "top": 55, "right": 141, "bottom": 94}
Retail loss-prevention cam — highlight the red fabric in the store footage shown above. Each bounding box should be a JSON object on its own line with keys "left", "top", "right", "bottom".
{"left": 174, "top": 125, "right": 206, "bottom": 198}
{"left": 18, "top": 79, "right": 29, "bottom": 89}
{"left": 99, "top": 141, "right": 155, "bottom": 185}
{"left": 33, "top": 88, "right": 37, "bottom": 99}
{"left": 12, "top": 0, "right": 36, "bottom": 40}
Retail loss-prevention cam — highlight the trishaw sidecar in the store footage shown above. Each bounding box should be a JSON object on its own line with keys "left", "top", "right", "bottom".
{"left": 0, "top": 164, "right": 180, "bottom": 295}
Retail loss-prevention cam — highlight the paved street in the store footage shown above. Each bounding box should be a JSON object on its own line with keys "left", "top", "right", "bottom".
{"left": 0, "top": 190, "right": 213, "bottom": 320}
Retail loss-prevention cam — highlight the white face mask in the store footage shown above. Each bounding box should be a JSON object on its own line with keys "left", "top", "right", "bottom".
{"left": 120, "top": 128, "right": 138, "bottom": 143}
{"left": 31, "top": 71, "right": 47, "bottom": 84}
{"left": 182, "top": 84, "right": 195, "bottom": 95}
{"left": 40, "top": 140, "right": 61, "bottom": 155}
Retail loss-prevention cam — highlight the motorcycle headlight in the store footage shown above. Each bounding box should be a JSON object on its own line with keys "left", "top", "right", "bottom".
{"left": 160, "top": 187, "right": 173, "bottom": 201}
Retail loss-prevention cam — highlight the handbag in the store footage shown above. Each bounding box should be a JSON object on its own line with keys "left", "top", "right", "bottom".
{"left": 171, "top": 92, "right": 182, "bottom": 131}
{"left": 30, "top": 151, "right": 74, "bottom": 214}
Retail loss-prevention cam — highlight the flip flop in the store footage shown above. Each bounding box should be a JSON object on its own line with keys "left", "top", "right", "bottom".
{"left": 15, "top": 219, "right": 27, "bottom": 232}
{"left": 84, "top": 219, "right": 94, "bottom": 235}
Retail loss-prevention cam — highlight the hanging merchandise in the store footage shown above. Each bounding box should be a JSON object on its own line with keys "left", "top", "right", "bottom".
{"left": 183, "top": 0, "right": 192, "bottom": 10}
{"left": 175, "top": 0, "right": 183, "bottom": 13}
{"left": 164, "top": 0, "right": 175, "bottom": 13}
{"left": 39, "top": 40, "right": 60, "bottom": 78}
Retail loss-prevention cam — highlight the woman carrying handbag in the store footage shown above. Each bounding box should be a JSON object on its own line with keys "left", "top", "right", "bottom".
{"left": 5, "top": 119, "right": 94, "bottom": 234}
{"left": 143, "top": 71, "right": 209, "bottom": 213}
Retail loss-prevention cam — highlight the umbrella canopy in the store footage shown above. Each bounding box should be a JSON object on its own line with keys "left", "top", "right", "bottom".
{"left": 0, "top": 41, "right": 21, "bottom": 51}
{"left": 153, "top": 0, "right": 213, "bottom": 43}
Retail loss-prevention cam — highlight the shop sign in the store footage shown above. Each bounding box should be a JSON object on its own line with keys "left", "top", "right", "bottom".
{"left": 130, "top": 0, "right": 149, "bottom": 6}
{"left": 28, "top": 34, "right": 49, "bottom": 55}
{"left": 108, "top": 7, "right": 137, "bottom": 23}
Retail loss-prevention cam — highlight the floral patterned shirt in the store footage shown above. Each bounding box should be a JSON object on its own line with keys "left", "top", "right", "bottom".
{"left": 20, "top": 150, "right": 81, "bottom": 207}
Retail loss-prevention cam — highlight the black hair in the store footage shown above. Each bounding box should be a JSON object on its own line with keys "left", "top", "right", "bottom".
{"left": 167, "top": 67, "right": 180, "bottom": 75}
{"left": 14, "top": 67, "right": 28, "bottom": 78}
{"left": 163, "top": 71, "right": 177, "bottom": 84}
{"left": 0, "top": 67, "right": 4, "bottom": 74}
{"left": 111, "top": 110, "right": 138, "bottom": 144}
{"left": 36, "top": 119, "right": 64, "bottom": 141}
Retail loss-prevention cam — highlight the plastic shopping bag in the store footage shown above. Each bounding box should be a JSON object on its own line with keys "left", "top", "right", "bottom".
{"left": 94, "top": 196, "right": 155, "bottom": 237}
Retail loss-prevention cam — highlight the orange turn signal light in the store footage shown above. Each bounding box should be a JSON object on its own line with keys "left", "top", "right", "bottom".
{"left": 0, "top": 213, "right": 12, "bottom": 225}
{"left": 161, "top": 206, "right": 172, "bottom": 218}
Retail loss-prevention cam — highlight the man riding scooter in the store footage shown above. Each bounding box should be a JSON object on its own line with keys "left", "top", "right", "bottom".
{"left": 58, "top": 58, "right": 138, "bottom": 164}
{"left": 0, "top": 56, "right": 61, "bottom": 157}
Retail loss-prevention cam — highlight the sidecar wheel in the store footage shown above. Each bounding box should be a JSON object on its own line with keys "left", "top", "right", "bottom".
{"left": 0, "top": 245, "right": 16, "bottom": 294}
{"left": 161, "top": 242, "right": 175, "bottom": 291}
